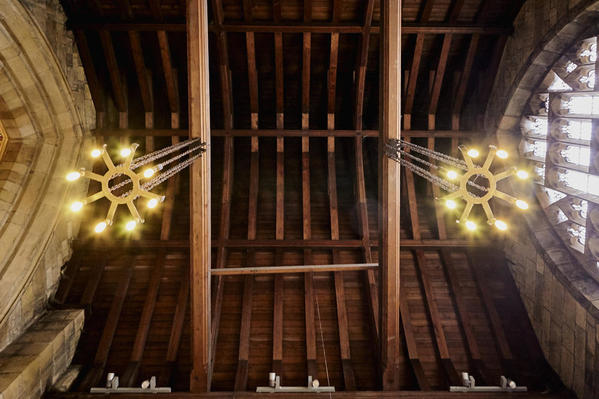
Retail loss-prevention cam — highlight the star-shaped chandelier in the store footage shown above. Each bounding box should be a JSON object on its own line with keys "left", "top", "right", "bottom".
{"left": 385, "top": 140, "right": 530, "bottom": 232}
{"left": 66, "top": 139, "right": 205, "bottom": 233}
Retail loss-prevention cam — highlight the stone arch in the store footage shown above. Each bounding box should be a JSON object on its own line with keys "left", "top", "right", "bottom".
{"left": 0, "top": 0, "right": 90, "bottom": 349}
{"left": 486, "top": 1, "right": 599, "bottom": 396}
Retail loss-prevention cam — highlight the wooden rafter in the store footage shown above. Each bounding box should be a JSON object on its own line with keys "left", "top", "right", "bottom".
{"left": 157, "top": 30, "right": 180, "bottom": 128}
{"left": 354, "top": 0, "right": 375, "bottom": 131}
{"left": 400, "top": 284, "right": 431, "bottom": 390}
{"left": 99, "top": 30, "right": 127, "bottom": 119}
{"left": 160, "top": 267, "right": 190, "bottom": 386}
{"left": 79, "top": 261, "right": 134, "bottom": 391}
{"left": 440, "top": 249, "right": 490, "bottom": 384}
{"left": 452, "top": 34, "right": 480, "bottom": 130}
{"left": 188, "top": 0, "right": 211, "bottom": 392}
{"left": 122, "top": 253, "right": 165, "bottom": 386}
{"left": 380, "top": 0, "right": 401, "bottom": 390}
{"left": 413, "top": 250, "right": 460, "bottom": 387}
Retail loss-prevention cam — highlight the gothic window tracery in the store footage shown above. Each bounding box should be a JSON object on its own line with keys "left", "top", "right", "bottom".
{"left": 520, "top": 36, "right": 599, "bottom": 263}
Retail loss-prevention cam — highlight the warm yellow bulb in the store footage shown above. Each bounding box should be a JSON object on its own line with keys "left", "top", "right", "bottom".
{"left": 516, "top": 170, "right": 529, "bottom": 179}
{"left": 125, "top": 220, "right": 136, "bottom": 231}
{"left": 143, "top": 168, "right": 155, "bottom": 178}
{"left": 495, "top": 220, "right": 508, "bottom": 231}
{"left": 496, "top": 149, "right": 508, "bottom": 159}
{"left": 467, "top": 149, "right": 479, "bottom": 158}
{"left": 94, "top": 221, "right": 107, "bottom": 233}
{"left": 120, "top": 148, "right": 132, "bottom": 157}
{"left": 66, "top": 171, "right": 81, "bottom": 181}
{"left": 147, "top": 198, "right": 158, "bottom": 209}
{"left": 516, "top": 199, "right": 529, "bottom": 210}
{"left": 465, "top": 220, "right": 477, "bottom": 231}
{"left": 447, "top": 170, "right": 458, "bottom": 180}
{"left": 90, "top": 148, "right": 102, "bottom": 158}
{"left": 445, "top": 199, "right": 457, "bottom": 210}
{"left": 70, "top": 201, "right": 83, "bottom": 212}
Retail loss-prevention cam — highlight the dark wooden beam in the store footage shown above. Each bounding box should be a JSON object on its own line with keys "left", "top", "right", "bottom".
{"left": 53, "top": 257, "right": 80, "bottom": 304}
{"left": 428, "top": 138, "right": 447, "bottom": 239}
{"left": 79, "top": 260, "right": 105, "bottom": 308}
{"left": 160, "top": 267, "right": 190, "bottom": 386}
{"left": 157, "top": 30, "right": 180, "bottom": 127}
{"left": 404, "top": 144, "right": 421, "bottom": 241}
{"left": 122, "top": 253, "right": 165, "bottom": 387}
{"left": 79, "top": 262, "right": 134, "bottom": 390}
{"left": 467, "top": 250, "right": 514, "bottom": 363}
{"left": 452, "top": 34, "right": 479, "bottom": 130}
{"left": 428, "top": 35, "right": 452, "bottom": 130}
{"left": 73, "top": 30, "right": 104, "bottom": 113}
{"left": 440, "top": 249, "right": 490, "bottom": 384}
{"left": 380, "top": 0, "right": 401, "bottom": 390}
{"left": 400, "top": 285, "right": 431, "bottom": 390}
{"left": 354, "top": 0, "right": 375, "bottom": 131}
{"left": 99, "top": 30, "right": 127, "bottom": 114}
{"left": 403, "top": 34, "right": 424, "bottom": 130}
{"left": 188, "top": 0, "right": 211, "bottom": 392}
{"left": 354, "top": 138, "right": 381, "bottom": 375}
{"left": 93, "top": 128, "right": 481, "bottom": 138}
{"left": 413, "top": 250, "right": 460, "bottom": 387}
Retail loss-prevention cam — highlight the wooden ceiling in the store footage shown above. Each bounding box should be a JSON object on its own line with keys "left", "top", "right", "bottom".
{"left": 46, "top": 0, "right": 575, "bottom": 397}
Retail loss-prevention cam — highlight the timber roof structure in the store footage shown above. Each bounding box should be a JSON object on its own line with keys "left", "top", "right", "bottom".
{"left": 47, "top": 0, "right": 575, "bottom": 397}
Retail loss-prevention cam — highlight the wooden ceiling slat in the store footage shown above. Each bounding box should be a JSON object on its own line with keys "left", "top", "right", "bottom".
{"left": 353, "top": 0, "right": 375, "bottom": 131}
{"left": 157, "top": 31, "right": 180, "bottom": 127}
{"left": 451, "top": 33, "right": 479, "bottom": 130}
{"left": 427, "top": 35, "right": 452, "bottom": 130}
{"left": 327, "top": 135, "right": 357, "bottom": 390}
{"left": 402, "top": 34, "right": 424, "bottom": 130}
{"left": 467, "top": 249, "right": 515, "bottom": 363}
{"left": 99, "top": 30, "right": 128, "bottom": 119}
{"left": 122, "top": 252, "right": 166, "bottom": 387}
{"left": 160, "top": 267, "right": 190, "bottom": 386}
{"left": 413, "top": 250, "right": 460, "bottom": 387}
{"left": 73, "top": 30, "right": 105, "bottom": 114}
{"left": 79, "top": 261, "right": 134, "bottom": 391}
{"left": 400, "top": 284, "right": 431, "bottom": 390}
{"left": 439, "top": 249, "right": 491, "bottom": 384}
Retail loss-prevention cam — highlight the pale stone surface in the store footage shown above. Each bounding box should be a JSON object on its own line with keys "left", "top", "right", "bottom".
{"left": 0, "top": 0, "right": 92, "bottom": 376}
{"left": 487, "top": 0, "right": 599, "bottom": 397}
{"left": 0, "top": 309, "right": 84, "bottom": 399}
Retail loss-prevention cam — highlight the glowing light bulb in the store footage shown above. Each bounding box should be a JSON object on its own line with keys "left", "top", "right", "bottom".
{"left": 66, "top": 171, "right": 81, "bottom": 181}
{"left": 445, "top": 199, "right": 457, "bottom": 210}
{"left": 94, "top": 221, "right": 107, "bottom": 233}
{"left": 467, "top": 148, "right": 479, "bottom": 158}
{"left": 147, "top": 198, "right": 158, "bottom": 209}
{"left": 516, "top": 199, "right": 529, "bottom": 210}
{"left": 496, "top": 149, "right": 508, "bottom": 159}
{"left": 120, "top": 147, "right": 132, "bottom": 158}
{"left": 447, "top": 170, "right": 458, "bottom": 180}
{"left": 143, "top": 168, "right": 155, "bottom": 178}
{"left": 90, "top": 148, "right": 102, "bottom": 158}
{"left": 70, "top": 201, "right": 83, "bottom": 212}
{"left": 516, "top": 170, "right": 529, "bottom": 179}
{"left": 125, "top": 220, "right": 136, "bottom": 231}
{"left": 495, "top": 220, "right": 508, "bottom": 231}
{"left": 465, "top": 220, "right": 477, "bottom": 231}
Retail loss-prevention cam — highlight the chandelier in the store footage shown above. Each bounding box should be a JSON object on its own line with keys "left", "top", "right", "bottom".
{"left": 385, "top": 139, "right": 530, "bottom": 232}
{"left": 65, "top": 139, "right": 206, "bottom": 233}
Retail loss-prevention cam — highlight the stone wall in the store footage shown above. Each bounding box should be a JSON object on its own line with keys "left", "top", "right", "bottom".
{"left": 486, "top": 1, "right": 599, "bottom": 398}
{"left": 0, "top": 0, "right": 92, "bottom": 354}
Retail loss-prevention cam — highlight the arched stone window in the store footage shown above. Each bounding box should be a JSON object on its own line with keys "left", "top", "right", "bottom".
{"left": 520, "top": 35, "right": 599, "bottom": 261}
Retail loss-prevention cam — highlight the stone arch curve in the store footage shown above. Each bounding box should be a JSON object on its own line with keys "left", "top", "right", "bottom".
{"left": 0, "top": 0, "right": 90, "bottom": 348}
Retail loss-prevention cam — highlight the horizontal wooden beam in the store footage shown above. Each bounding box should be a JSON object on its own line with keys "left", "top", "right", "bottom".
{"left": 69, "top": 21, "right": 510, "bottom": 35}
{"left": 80, "top": 239, "right": 483, "bottom": 250}
{"left": 210, "top": 263, "right": 377, "bottom": 275}
{"left": 93, "top": 128, "right": 477, "bottom": 138}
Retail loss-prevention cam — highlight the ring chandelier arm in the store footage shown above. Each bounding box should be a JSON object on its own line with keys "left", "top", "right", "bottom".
{"left": 65, "top": 139, "right": 206, "bottom": 233}
{"left": 385, "top": 139, "right": 530, "bottom": 232}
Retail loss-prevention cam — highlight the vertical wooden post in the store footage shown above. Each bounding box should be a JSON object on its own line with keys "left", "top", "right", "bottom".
{"left": 188, "top": 0, "right": 211, "bottom": 392}
{"left": 379, "top": 0, "right": 401, "bottom": 390}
